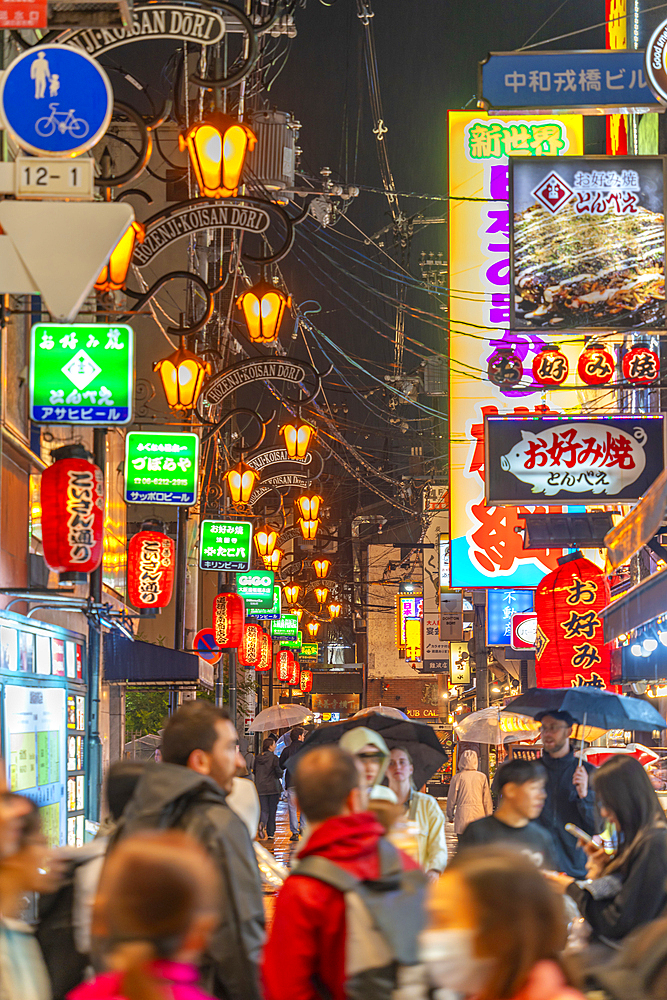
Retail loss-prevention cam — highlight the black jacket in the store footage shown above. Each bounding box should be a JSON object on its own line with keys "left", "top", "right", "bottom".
{"left": 279, "top": 739, "right": 304, "bottom": 789}
{"left": 253, "top": 751, "right": 282, "bottom": 796}
{"left": 536, "top": 750, "right": 596, "bottom": 878}
{"left": 114, "top": 762, "right": 264, "bottom": 1000}
{"left": 567, "top": 824, "right": 667, "bottom": 941}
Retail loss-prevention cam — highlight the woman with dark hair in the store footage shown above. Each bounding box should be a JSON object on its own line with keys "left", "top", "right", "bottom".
{"left": 387, "top": 746, "right": 447, "bottom": 880}
{"left": 420, "top": 846, "right": 584, "bottom": 1000}
{"left": 546, "top": 754, "right": 667, "bottom": 944}
{"left": 253, "top": 738, "right": 283, "bottom": 840}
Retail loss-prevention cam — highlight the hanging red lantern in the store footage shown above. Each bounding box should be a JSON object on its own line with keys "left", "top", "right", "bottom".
{"left": 487, "top": 348, "right": 523, "bottom": 390}
{"left": 239, "top": 622, "right": 263, "bottom": 667}
{"left": 299, "top": 668, "right": 313, "bottom": 693}
{"left": 287, "top": 658, "right": 301, "bottom": 686}
{"left": 41, "top": 445, "right": 104, "bottom": 577}
{"left": 577, "top": 342, "right": 615, "bottom": 385}
{"left": 622, "top": 344, "right": 659, "bottom": 384}
{"left": 127, "top": 529, "right": 175, "bottom": 609}
{"left": 532, "top": 347, "right": 568, "bottom": 386}
{"left": 535, "top": 552, "right": 611, "bottom": 689}
{"left": 276, "top": 648, "right": 294, "bottom": 682}
{"left": 214, "top": 592, "right": 245, "bottom": 648}
{"left": 255, "top": 630, "right": 272, "bottom": 672}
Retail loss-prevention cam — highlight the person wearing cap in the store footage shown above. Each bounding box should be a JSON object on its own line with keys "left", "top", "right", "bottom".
{"left": 534, "top": 709, "right": 596, "bottom": 879}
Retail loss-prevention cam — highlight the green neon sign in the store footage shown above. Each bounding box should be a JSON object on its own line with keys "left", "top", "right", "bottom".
{"left": 199, "top": 519, "right": 253, "bottom": 571}
{"left": 301, "top": 642, "right": 319, "bottom": 659}
{"left": 280, "top": 631, "right": 303, "bottom": 650}
{"left": 247, "top": 585, "right": 282, "bottom": 620}
{"left": 125, "top": 431, "right": 199, "bottom": 505}
{"left": 271, "top": 614, "right": 299, "bottom": 640}
{"left": 30, "top": 322, "right": 134, "bottom": 425}
{"left": 236, "top": 570, "right": 274, "bottom": 606}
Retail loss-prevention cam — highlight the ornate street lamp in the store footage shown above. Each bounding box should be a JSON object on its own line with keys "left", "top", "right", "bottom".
{"left": 224, "top": 460, "right": 260, "bottom": 505}
{"left": 179, "top": 113, "right": 256, "bottom": 198}
{"left": 254, "top": 523, "right": 278, "bottom": 560}
{"left": 312, "top": 557, "right": 331, "bottom": 579}
{"left": 296, "top": 491, "right": 323, "bottom": 521}
{"left": 153, "top": 338, "right": 211, "bottom": 411}
{"left": 314, "top": 586, "right": 329, "bottom": 606}
{"left": 279, "top": 417, "right": 315, "bottom": 459}
{"left": 283, "top": 583, "right": 301, "bottom": 605}
{"left": 298, "top": 518, "right": 320, "bottom": 541}
{"left": 237, "top": 280, "right": 291, "bottom": 344}
{"left": 328, "top": 603, "right": 341, "bottom": 619}
{"left": 307, "top": 621, "right": 320, "bottom": 637}
{"left": 95, "top": 221, "right": 145, "bottom": 293}
{"left": 294, "top": 608, "right": 304, "bottom": 623}
{"left": 262, "top": 547, "right": 284, "bottom": 572}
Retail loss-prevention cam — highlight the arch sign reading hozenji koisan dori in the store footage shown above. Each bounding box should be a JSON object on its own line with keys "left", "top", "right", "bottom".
{"left": 200, "top": 356, "right": 322, "bottom": 409}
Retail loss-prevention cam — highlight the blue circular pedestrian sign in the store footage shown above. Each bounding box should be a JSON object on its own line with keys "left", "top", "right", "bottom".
{"left": 0, "top": 44, "right": 113, "bottom": 157}
{"left": 193, "top": 628, "right": 222, "bottom": 665}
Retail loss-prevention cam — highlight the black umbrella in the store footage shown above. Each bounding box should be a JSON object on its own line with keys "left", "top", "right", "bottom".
{"left": 507, "top": 688, "right": 667, "bottom": 732}
{"left": 286, "top": 712, "right": 448, "bottom": 788}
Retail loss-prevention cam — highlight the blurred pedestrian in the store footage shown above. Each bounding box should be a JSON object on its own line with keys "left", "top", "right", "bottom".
{"left": 339, "top": 726, "right": 397, "bottom": 802}
{"left": 279, "top": 726, "right": 306, "bottom": 841}
{"left": 114, "top": 701, "right": 264, "bottom": 1000}
{"left": 253, "top": 738, "right": 283, "bottom": 840}
{"left": 263, "top": 746, "right": 426, "bottom": 1000}
{"left": 545, "top": 755, "right": 667, "bottom": 946}
{"left": 420, "top": 846, "right": 584, "bottom": 1000}
{"left": 445, "top": 750, "right": 492, "bottom": 836}
{"left": 457, "top": 758, "right": 556, "bottom": 869}
{"left": 535, "top": 711, "right": 596, "bottom": 878}
{"left": 387, "top": 747, "right": 447, "bottom": 880}
{"left": 0, "top": 795, "right": 61, "bottom": 1000}
{"left": 71, "top": 831, "right": 220, "bottom": 1000}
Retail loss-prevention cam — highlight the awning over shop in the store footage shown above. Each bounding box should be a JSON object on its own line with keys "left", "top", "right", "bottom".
{"left": 103, "top": 634, "right": 213, "bottom": 689}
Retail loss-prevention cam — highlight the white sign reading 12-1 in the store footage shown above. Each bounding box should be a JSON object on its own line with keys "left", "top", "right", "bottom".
{"left": 0, "top": 44, "right": 112, "bottom": 157}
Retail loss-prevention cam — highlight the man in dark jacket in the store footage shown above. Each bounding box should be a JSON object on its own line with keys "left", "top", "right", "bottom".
{"left": 280, "top": 726, "right": 305, "bottom": 840}
{"left": 535, "top": 709, "right": 596, "bottom": 878}
{"left": 115, "top": 701, "right": 265, "bottom": 1000}
{"left": 254, "top": 737, "right": 282, "bottom": 839}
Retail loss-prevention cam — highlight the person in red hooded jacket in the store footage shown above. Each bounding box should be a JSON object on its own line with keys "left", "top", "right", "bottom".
{"left": 262, "top": 745, "right": 420, "bottom": 1000}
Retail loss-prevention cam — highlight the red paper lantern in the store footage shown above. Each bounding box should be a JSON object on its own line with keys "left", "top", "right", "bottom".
{"left": 41, "top": 445, "right": 104, "bottom": 576}
{"left": 535, "top": 553, "right": 611, "bottom": 689}
{"left": 299, "top": 668, "right": 313, "bottom": 693}
{"left": 288, "top": 658, "right": 301, "bottom": 686}
{"left": 577, "top": 343, "right": 615, "bottom": 386}
{"left": 533, "top": 348, "right": 568, "bottom": 386}
{"left": 214, "top": 592, "right": 245, "bottom": 648}
{"left": 487, "top": 348, "right": 523, "bottom": 390}
{"left": 255, "top": 631, "right": 272, "bottom": 672}
{"left": 127, "top": 530, "right": 175, "bottom": 609}
{"left": 622, "top": 344, "right": 659, "bottom": 384}
{"left": 239, "top": 622, "right": 262, "bottom": 667}
{"left": 276, "top": 649, "right": 294, "bottom": 682}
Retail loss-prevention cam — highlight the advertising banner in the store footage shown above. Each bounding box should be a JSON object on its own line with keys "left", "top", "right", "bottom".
{"left": 448, "top": 111, "right": 584, "bottom": 588}
{"left": 487, "top": 589, "right": 534, "bottom": 646}
{"left": 199, "top": 519, "right": 252, "bottom": 572}
{"left": 125, "top": 432, "right": 199, "bottom": 505}
{"left": 485, "top": 414, "right": 665, "bottom": 505}
{"left": 510, "top": 156, "right": 665, "bottom": 330}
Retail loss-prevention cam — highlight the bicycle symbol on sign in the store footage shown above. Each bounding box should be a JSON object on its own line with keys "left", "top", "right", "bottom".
{"left": 35, "top": 104, "right": 89, "bottom": 139}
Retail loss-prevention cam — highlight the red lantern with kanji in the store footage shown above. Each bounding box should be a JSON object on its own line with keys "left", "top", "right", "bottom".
{"left": 287, "top": 658, "right": 301, "bottom": 686}
{"left": 255, "top": 630, "right": 272, "bottom": 672}
{"left": 577, "top": 343, "right": 615, "bottom": 386}
{"left": 214, "top": 592, "right": 245, "bottom": 648}
{"left": 299, "top": 668, "right": 313, "bottom": 693}
{"left": 127, "top": 530, "right": 175, "bottom": 609}
{"left": 276, "top": 649, "right": 294, "bottom": 682}
{"left": 487, "top": 348, "right": 523, "bottom": 390}
{"left": 535, "top": 552, "right": 611, "bottom": 688}
{"left": 239, "top": 622, "right": 262, "bottom": 667}
{"left": 533, "top": 348, "right": 568, "bottom": 386}
{"left": 41, "top": 445, "right": 104, "bottom": 576}
{"left": 622, "top": 344, "right": 659, "bottom": 384}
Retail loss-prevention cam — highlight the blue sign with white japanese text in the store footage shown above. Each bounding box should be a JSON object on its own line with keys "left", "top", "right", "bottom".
{"left": 487, "top": 589, "right": 534, "bottom": 646}
{"left": 0, "top": 44, "right": 112, "bottom": 157}
{"left": 480, "top": 50, "right": 660, "bottom": 112}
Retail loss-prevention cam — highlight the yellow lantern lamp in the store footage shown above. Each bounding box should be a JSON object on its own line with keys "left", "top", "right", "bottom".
{"left": 254, "top": 524, "right": 278, "bottom": 560}
{"left": 307, "top": 621, "right": 320, "bottom": 637}
{"left": 95, "top": 220, "right": 145, "bottom": 293}
{"left": 283, "top": 583, "right": 301, "bottom": 605}
{"left": 237, "top": 280, "right": 291, "bottom": 344}
{"left": 299, "top": 518, "right": 320, "bottom": 541}
{"left": 312, "top": 557, "right": 331, "bottom": 579}
{"left": 279, "top": 419, "right": 315, "bottom": 459}
{"left": 224, "top": 460, "right": 260, "bottom": 505}
{"left": 328, "top": 603, "right": 341, "bottom": 619}
{"left": 296, "top": 492, "right": 322, "bottom": 521}
{"left": 178, "top": 113, "right": 256, "bottom": 198}
{"left": 314, "top": 586, "right": 329, "bottom": 606}
{"left": 262, "top": 547, "right": 284, "bottom": 571}
{"left": 153, "top": 338, "right": 211, "bottom": 411}
{"left": 294, "top": 608, "right": 304, "bottom": 623}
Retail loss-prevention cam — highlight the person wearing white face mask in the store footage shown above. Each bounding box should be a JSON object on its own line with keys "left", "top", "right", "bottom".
{"left": 419, "top": 846, "right": 585, "bottom": 1000}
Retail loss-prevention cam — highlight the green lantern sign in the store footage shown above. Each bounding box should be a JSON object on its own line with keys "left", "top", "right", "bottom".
{"left": 236, "top": 570, "right": 274, "bottom": 608}
{"left": 30, "top": 322, "right": 134, "bottom": 425}
{"left": 199, "top": 518, "right": 252, "bottom": 571}
{"left": 125, "top": 431, "right": 199, "bottom": 505}
{"left": 271, "top": 613, "right": 299, "bottom": 641}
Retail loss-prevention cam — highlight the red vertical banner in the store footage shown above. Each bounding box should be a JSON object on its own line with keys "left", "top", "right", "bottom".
{"left": 606, "top": 0, "right": 628, "bottom": 155}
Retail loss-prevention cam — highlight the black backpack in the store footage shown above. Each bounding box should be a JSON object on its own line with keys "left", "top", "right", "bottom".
{"left": 293, "top": 838, "right": 427, "bottom": 1000}
{"left": 36, "top": 858, "right": 90, "bottom": 1000}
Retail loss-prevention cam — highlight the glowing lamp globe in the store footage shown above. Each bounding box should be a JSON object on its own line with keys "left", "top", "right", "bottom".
{"left": 296, "top": 492, "right": 322, "bottom": 521}
{"left": 328, "top": 603, "right": 342, "bottom": 619}
{"left": 312, "top": 558, "right": 331, "bottom": 579}
{"left": 307, "top": 621, "right": 320, "bottom": 637}
{"left": 314, "top": 586, "right": 329, "bottom": 606}
{"left": 237, "top": 281, "right": 291, "bottom": 344}
{"left": 178, "top": 113, "right": 256, "bottom": 198}
{"left": 299, "top": 518, "right": 320, "bottom": 541}
{"left": 280, "top": 419, "right": 315, "bottom": 459}
{"left": 224, "top": 461, "right": 260, "bottom": 505}
{"left": 283, "top": 583, "right": 301, "bottom": 605}
{"left": 262, "top": 547, "right": 284, "bottom": 572}
{"left": 95, "top": 221, "right": 145, "bottom": 293}
{"left": 254, "top": 524, "right": 278, "bottom": 559}
{"left": 153, "top": 339, "right": 211, "bottom": 411}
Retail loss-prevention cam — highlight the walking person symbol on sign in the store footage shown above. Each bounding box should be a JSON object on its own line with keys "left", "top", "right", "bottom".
{"left": 31, "top": 51, "right": 50, "bottom": 98}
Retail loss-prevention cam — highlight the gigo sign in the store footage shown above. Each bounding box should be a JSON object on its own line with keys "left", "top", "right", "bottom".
{"left": 124, "top": 432, "right": 199, "bottom": 505}
{"left": 236, "top": 571, "right": 274, "bottom": 607}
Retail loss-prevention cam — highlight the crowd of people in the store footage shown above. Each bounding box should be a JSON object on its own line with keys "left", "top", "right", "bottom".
{"left": 2, "top": 701, "right": 667, "bottom": 1000}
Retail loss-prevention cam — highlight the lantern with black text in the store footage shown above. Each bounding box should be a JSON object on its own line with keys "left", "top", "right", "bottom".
{"left": 255, "top": 630, "right": 272, "bottom": 672}
{"left": 578, "top": 343, "right": 615, "bottom": 386}
{"left": 299, "top": 669, "right": 313, "bottom": 694}
{"left": 287, "top": 658, "right": 300, "bottom": 686}
{"left": 214, "top": 592, "right": 245, "bottom": 648}
{"left": 312, "top": 557, "right": 331, "bottom": 579}
{"left": 533, "top": 348, "right": 568, "bottom": 386}
{"left": 41, "top": 445, "right": 104, "bottom": 578}
{"left": 239, "top": 622, "right": 262, "bottom": 667}
{"left": 488, "top": 348, "right": 522, "bottom": 390}
{"left": 276, "top": 649, "right": 294, "bottom": 682}
{"left": 127, "top": 530, "right": 175, "bottom": 609}
{"left": 623, "top": 344, "right": 659, "bottom": 384}
{"left": 283, "top": 583, "right": 301, "bottom": 605}
{"left": 535, "top": 552, "right": 611, "bottom": 688}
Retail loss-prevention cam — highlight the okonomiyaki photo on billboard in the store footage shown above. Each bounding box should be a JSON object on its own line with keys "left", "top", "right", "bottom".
{"left": 510, "top": 156, "right": 665, "bottom": 329}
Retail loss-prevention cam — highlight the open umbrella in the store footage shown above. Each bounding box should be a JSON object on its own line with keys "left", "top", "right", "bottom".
{"left": 507, "top": 688, "right": 667, "bottom": 733}
{"left": 354, "top": 705, "right": 409, "bottom": 720}
{"left": 454, "top": 707, "right": 605, "bottom": 745}
{"left": 248, "top": 704, "right": 312, "bottom": 732}
{"left": 287, "top": 711, "right": 448, "bottom": 788}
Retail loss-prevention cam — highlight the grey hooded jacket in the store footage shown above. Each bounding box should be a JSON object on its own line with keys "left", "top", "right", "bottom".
{"left": 113, "top": 762, "right": 265, "bottom": 1000}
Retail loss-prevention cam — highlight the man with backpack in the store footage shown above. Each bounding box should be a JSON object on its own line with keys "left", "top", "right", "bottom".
{"left": 262, "top": 745, "right": 427, "bottom": 1000}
